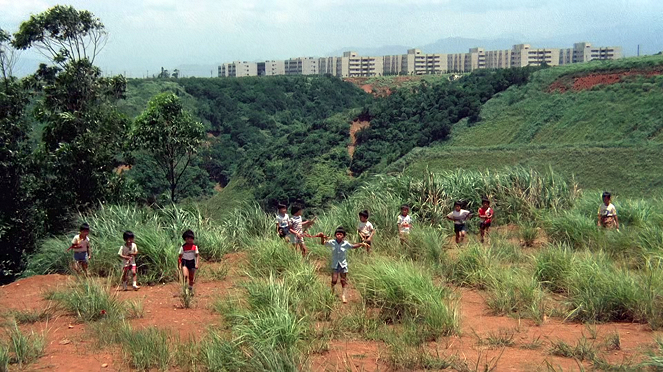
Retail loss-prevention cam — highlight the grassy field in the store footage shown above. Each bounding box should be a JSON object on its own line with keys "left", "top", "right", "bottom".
{"left": 390, "top": 143, "right": 663, "bottom": 197}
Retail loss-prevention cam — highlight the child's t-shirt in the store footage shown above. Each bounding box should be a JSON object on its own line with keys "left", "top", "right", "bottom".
{"left": 118, "top": 243, "right": 138, "bottom": 266}
{"left": 179, "top": 243, "right": 199, "bottom": 261}
{"left": 71, "top": 234, "right": 90, "bottom": 253}
{"left": 397, "top": 214, "right": 412, "bottom": 233}
{"left": 598, "top": 203, "right": 617, "bottom": 217}
{"left": 326, "top": 239, "right": 353, "bottom": 269}
{"left": 478, "top": 207, "right": 493, "bottom": 223}
{"left": 276, "top": 213, "right": 290, "bottom": 229}
{"left": 448, "top": 209, "right": 471, "bottom": 224}
{"left": 357, "top": 221, "right": 375, "bottom": 238}
{"left": 289, "top": 215, "right": 303, "bottom": 234}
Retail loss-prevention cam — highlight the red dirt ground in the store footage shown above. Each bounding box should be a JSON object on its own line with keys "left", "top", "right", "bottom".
{"left": 348, "top": 120, "right": 370, "bottom": 158}
{"left": 548, "top": 66, "right": 663, "bottom": 93}
{"left": 2, "top": 251, "right": 661, "bottom": 371}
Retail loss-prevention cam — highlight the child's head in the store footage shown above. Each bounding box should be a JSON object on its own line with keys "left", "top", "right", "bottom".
{"left": 602, "top": 191, "right": 611, "bottom": 205}
{"left": 182, "top": 229, "right": 195, "bottom": 244}
{"left": 277, "top": 203, "right": 287, "bottom": 214}
{"left": 481, "top": 198, "right": 490, "bottom": 208}
{"left": 80, "top": 223, "right": 90, "bottom": 237}
{"left": 454, "top": 200, "right": 462, "bottom": 211}
{"left": 123, "top": 230, "right": 135, "bottom": 244}
{"left": 291, "top": 205, "right": 303, "bottom": 216}
{"left": 334, "top": 226, "right": 346, "bottom": 241}
{"left": 400, "top": 205, "right": 409, "bottom": 216}
{"left": 359, "top": 210, "right": 369, "bottom": 222}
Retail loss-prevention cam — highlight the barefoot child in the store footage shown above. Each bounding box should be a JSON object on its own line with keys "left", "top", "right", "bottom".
{"left": 118, "top": 231, "right": 139, "bottom": 291}
{"left": 275, "top": 203, "right": 290, "bottom": 240}
{"left": 447, "top": 201, "right": 472, "bottom": 244}
{"left": 320, "top": 227, "right": 368, "bottom": 303}
{"left": 179, "top": 230, "right": 199, "bottom": 295}
{"left": 288, "top": 205, "right": 317, "bottom": 256}
{"left": 478, "top": 198, "right": 494, "bottom": 243}
{"left": 69, "top": 223, "right": 91, "bottom": 275}
{"left": 598, "top": 191, "right": 619, "bottom": 230}
{"left": 397, "top": 205, "right": 412, "bottom": 244}
{"left": 357, "top": 210, "right": 375, "bottom": 253}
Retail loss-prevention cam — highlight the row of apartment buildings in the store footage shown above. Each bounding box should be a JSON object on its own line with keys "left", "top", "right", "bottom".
{"left": 218, "top": 42, "right": 622, "bottom": 78}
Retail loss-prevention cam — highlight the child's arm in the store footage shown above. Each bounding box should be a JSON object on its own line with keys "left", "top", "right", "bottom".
{"left": 87, "top": 242, "right": 92, "bottom": 260}
{"left": 195, "top": 253, "right": 199, "bottom": 269}
{"left": 351, "top": 242, "right": 370, "bottom": 249}
{"left": 614, "top": 215, "right": 619, "bottom": 230}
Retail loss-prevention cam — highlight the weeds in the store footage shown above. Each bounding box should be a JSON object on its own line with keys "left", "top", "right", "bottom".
{"left": 476, "top": 328, "right": 516, "bottom": 348}
{"left": 605, "top": 331, "right": 621, "bottom": 351}
{"left": 179, "top": 284, "right": 194, "bottom": 309}
{"left": 47, "top": 278, "right": 125, "bottom": 321}
{"left": 122, "top": 327, "right": 172, "bottom": 371}
{"left": 6, "top": 322, "right": 45, "bottom": 367}
{"left": 10, "top": 305, "right": 54, "bottom": 324}
{"left": 0, "top": 345, "right": 7, "bottom": 372}
{"left": 520, "top": 335, "right": 544, "bottom": 350}
{"left": 549, "top": 336, "right": 598, "bottom": 361}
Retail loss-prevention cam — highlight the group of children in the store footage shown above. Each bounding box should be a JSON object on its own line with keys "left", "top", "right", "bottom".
{"left": 67, "top": 193, "right": 618, "bottom": 304}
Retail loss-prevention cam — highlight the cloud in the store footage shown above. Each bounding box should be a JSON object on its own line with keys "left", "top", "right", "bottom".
{"left": 0, "top": 0, "right": 50, "bottom": 27}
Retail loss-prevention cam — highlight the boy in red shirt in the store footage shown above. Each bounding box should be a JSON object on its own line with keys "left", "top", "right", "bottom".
{"left": 478, "top": 198, "right": 494, "bottom": 243}
{"left": 179, "top": 230, "right": 199, "bottom": 295}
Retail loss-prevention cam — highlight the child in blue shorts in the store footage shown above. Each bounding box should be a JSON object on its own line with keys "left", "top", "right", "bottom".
{"left": 69, "top": 223, "right": 91, "bottom": 275}
{"left": 320, "top": 227, "right": 368, "bottom": 303}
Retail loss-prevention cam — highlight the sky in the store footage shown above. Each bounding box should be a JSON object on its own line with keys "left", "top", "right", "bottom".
{"left": 1, "top": 0, "right": 662, "bottom": 77}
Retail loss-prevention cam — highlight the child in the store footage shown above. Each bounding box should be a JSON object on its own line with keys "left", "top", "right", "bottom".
{"left": 275, "top": 203, "right": 290, "bottom": 239}
{"left": 397, "top": 205, "right": 412, "bottom": 243}
{"left": 179, "top": 230, "right": 199, "bottom": 295}
{"left": 118, "top": 230, "right": 139, "bottom": 291}
{"left": 320, "top": 227, "right": 368, "bottom": 303}
{"left": 477, "top": 198, "right": 494, "bottom": 243}
{"left": 598, "top": 191, "right": 619, "bottom": 230}
{"left": 288, "top": 205, "right": 317, "bottom": 256}
{"left": 447, "top": 201, "right": 472, "bottom": 244}
{"left": 69, "top": 223, "right": 91, "bottom": 275}
{"left": 357, "top": 210, "right": 375, "bottom": 253}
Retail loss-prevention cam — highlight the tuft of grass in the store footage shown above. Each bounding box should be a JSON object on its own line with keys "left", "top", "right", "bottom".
{"left": 486, "top": 268, "right": 547, "bottom": 323}
{"left": 604, "top": 331, "right": 621, "bottom": 351}
{"left": 450, "top": 244, "right": 498, "bottom": 289}
{"left": 534, "top": 244, "right": 574, "bottom": 293}
{"left": 10, "top": 305, "right": 54, "bottom": 324}
{"left": 7, "top": 322, "right": 45, "bottom": 367}
{"left": 199, "top": 332, "right": 249, "bottom": 372}
{"left": 199, "top": 265, "right": 229, "bottom": 282}
{"left": 246, "top": 239, "right": 305, "bottom": 278}
{"left": 386, "top": 338, "right": 455, "bottom": 370}
{"left": 549, "top": 336, "right": 598, "bottom": 361}
{"left": 0, "top": 344, "right": 8, "bottom": 372}
{"left": 354, "top": 257, "right": 459, "bottom": 340}
{"left": 126, "top": 299, "right": 144, "bottom": 319}
{"left": 476, "top": 328, "right": 516, "bottom": 348}
{"left": 520, "top": 223, "right": 539, "bottom": 247}
{"left": 47, "top": 278, "right": 125, "bottom": 321}
{"left": 122, "top": 327, "right": 172, "bottom": 371}
{"left": 520, "top": 335, "right": 544, "bottom": 350}
{"left": 643, "top": 337, "right": 663, "bottom": 369}
{"left": 179, "top": 284, "right": 194, "bottom": 309}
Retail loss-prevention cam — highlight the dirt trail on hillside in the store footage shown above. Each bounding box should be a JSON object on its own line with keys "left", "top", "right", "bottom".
{"left": 348, "top": 120, "right": 370, "bottom": 158}
{"left": 3, "top": 250, "right": 661, "bottom": 371}
{"left": 548, "top": 66, "right": 663, "bottom": 93}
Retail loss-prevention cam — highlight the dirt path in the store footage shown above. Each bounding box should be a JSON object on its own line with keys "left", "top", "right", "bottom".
{"left": 348, "top": 120, "right": 370, "bottom": 158}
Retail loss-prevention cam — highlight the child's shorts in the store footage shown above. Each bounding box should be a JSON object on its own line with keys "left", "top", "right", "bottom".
{"left": 73, "top": 251, "right": 88, "bottom": 262}
{"left": 278, "top": 227, "right": 288, "bottom": 238}
{"left": 480, "top": 221, "right": 491, "bottom": 230}
{"left": 290, "top": 234, "right": 303, "bottom": 244}
{"left": 454, "top": 224, "right": 467, "bottom": 233}
{"left": 332, "top": 264, "right": 348, "bottom": 274}
{"left": 122, "top": 264, "right": 136, "bottom": 273}
{"left": 181, "top": 259, "right": 196, "bottom": 271}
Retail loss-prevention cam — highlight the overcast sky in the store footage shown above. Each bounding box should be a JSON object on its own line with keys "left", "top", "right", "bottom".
{"left": 1, "top": 0, "right": 662, "bottom": 77}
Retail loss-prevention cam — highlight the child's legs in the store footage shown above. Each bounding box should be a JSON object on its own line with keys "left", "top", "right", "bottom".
{"left": 340, "top": 272, "right": 348, "bottom": 287}
{"left": 182, "top": 266, "right": 190, "bottom": 283}
{"left": 188, "top": 268, "right": 196, "bottom": 286}
{"left": 121, "top": 267, "right": 128, "bottom": 282}
{"left": 131, "top": 266, "right": 137, "bottom": 282}
{"left": 331, "top": 272, "right": 339, "bottom": 287}
{"left": 298, "top": 242, "right": 308, "bottom": 256}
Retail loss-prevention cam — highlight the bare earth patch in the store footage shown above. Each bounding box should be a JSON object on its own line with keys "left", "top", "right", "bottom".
{"left": 548, "top": 66, "right": 663, "bottom": 93}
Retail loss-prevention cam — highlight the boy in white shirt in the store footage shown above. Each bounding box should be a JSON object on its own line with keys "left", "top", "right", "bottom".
{"left": 288, "top": 205, "right": 317, "bottom": 256}
{"left": 69, "top": 223, "right": 91, "bottom": 275}
{"left": 118, "top": 230, "right": 139, "bottom": 291}
{"left": 397, "top": 205, "right": 412, "bottom": 244}
{"left": 275, "top": 203, "right": 290, "bottom": 240}
{"left": 357, "top": 210, "right": 375, "bottom": 253}
{"left": 179, "top": 230, "right": 199, "bottom": 295}
{"left": 598, "top": 191, "right": 619, "bottom": 230}
{"left": 447, "top": 201, "right": 472, "bottom": 244}
{"left": 320, "top": 227, "right": 368, "bottom": 303}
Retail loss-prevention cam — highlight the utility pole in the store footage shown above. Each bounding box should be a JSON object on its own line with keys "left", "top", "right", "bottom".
{"left": 637, "top": 45, "right": 640, "bottom": 57}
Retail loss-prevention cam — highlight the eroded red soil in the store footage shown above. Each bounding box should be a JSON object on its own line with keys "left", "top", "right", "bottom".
{"left": 548, "top": 66, "right": 663, "bottom": 93}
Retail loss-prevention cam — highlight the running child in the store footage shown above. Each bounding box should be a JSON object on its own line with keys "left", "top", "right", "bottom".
{"left": 69, "top": 223, "right": 91, "bottom": 275}
{"left": 397, "top": 205, "right": 412, "bottom": 243}
{"left": 320, "top": 227, "right": 368, "bottom": 303}
{"left": 447, "top": 201, "right": 472, "bottom": 244}
{"left": 179, "top": 230, "right": 199, "bottom": 295}
{"left": 477, "top": 198, "right": 494, "bottom": 243}
{"left": 118, "top": 230, "right": 139, "bottom": 291}
{"left": 598, "top": 191, "right": 619, "bottom": 230}
{"left": 357, "top": 210, "right": 375, "bottom": 253}
{"left": 288, "top": 205, "right": 317, "bottom": 256}
{"left": 275, "top": 203, "right": 290, "bottom": 240}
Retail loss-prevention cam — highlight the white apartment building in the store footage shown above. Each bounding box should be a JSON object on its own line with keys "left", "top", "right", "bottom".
{"left": 258, "top": 60, "right": 285, "bottom": 76}
{"left": 564, "top": 42, "right": 622, "bottom": 64}
{"left": 510, "top": 44, "right": 560, "bottom": 67}
{"left": 285, "top": 57, "right": 319, "bottom": 75}
{"left": 218, "top": 61, "right": 258, "bottom": 77}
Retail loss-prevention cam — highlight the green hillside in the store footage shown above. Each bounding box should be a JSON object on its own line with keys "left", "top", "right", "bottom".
{"left": 397, "top": 55, "right": 663, "bottom": 196}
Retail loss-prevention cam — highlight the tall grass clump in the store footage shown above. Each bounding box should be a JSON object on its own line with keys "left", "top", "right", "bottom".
{"left": 245, "top": 239, "right": 306, "bottom": 278}
{"left": 354, "top": 257, "right": 459, "bottom": 340}
{"left": 6, "top": 322, "right": 45, "bottom": 367}
{"left": 401, "top": 227, "right": 449, "bottom": 266}
{"left": 0, "top": 344, "right": 7, "bottom": 372}
{"left": 449, "top": 244, "right": 499, "bottom": 289}
{"left": 47, "top": 278, "right": 125, "bottom": 321}
{"left": 122, "top": 327, "right": 172, "bottom": 371}
{"left": 486, "top": 268, "right": 546, "bottom": 322}
{"left": 534, "top": 244, "right": 575, "bottom": 293}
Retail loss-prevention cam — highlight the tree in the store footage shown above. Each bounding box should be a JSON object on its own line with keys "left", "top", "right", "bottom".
{"left": 0, "top": 28, "right": 21, "bottom": 84}
{"left": 132, "top": 92, "right": 205, "bottom": 202}
{"left": 12, "top": 5, "right": 107, "bottom": 65}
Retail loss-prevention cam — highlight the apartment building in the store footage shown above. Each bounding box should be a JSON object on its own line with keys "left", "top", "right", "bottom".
{"left": 218, "top": 41, "right": 622, "bottom": 78}
{"left": 218, "top": 61, "right": 258, "bottom": 77}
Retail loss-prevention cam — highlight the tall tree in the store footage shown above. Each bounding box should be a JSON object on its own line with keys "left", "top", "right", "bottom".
{"left": 12, "top": 5, "right": 107, "bottom": 65}
{"left": 132, "top": 92, "right": 205, "bottom": 202}
{"left": 0, "top": 28, "right": 20, "bottom": 84}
